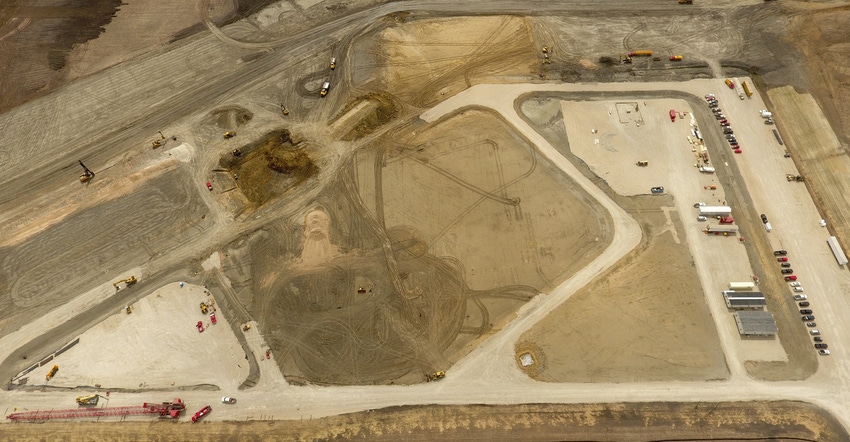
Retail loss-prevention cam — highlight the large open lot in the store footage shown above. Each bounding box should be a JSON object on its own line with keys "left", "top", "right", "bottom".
{"left": 3, "top": 0, "right": 850, "bottom": 439}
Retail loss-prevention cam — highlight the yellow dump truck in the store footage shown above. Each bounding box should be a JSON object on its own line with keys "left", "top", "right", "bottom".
{"left": 46, "top": 365, "right": 59, "bottom": 381}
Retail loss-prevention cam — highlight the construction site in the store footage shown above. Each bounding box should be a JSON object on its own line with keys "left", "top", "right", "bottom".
{"left": 2, "top": 0, "right": 850, "bottom": 440}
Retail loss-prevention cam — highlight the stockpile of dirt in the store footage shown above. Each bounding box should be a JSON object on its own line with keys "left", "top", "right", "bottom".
{"left": 207, "top": 106, "right": 254, "bottom": 130}
{"left": 219, "top": 129, "right": 317, "bottom": 206}
{"left": 331, "top": 92, "right": 401, "bottom": 141}
{"left": 519, "top": 196, "right": 728, "bottom": 383}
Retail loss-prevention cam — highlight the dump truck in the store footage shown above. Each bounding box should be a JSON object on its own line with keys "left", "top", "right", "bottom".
{"left": 46, "top": 365, "right": 59, "bottom": 381}
{"left": 678, "top": 0, "right": 693, "bottom": 3}
{"left": 725, "top": 78, "right": 735, "bottom": 89}
{"left": 669, "top": 55, "right": 683, "bottom": 61}
{"left": 426, "top": 371, "right": 446, "bottom": 382}
{"left": 628, "top": 50, "right": 652, "bottom": 57}
{"left": 742, "top": 81, "right": 753, "bottom": 97}
{"left": 113, "top": 276, "right": 138, "bottom": 290}
{"left": 329, "top": 57, "right": 336, "bottom": 70}
{"left": 320, "top": 82, "right": 330, "bottom": 97}
{"left": 76, "top": 394, "right": 100, "bottom": 406}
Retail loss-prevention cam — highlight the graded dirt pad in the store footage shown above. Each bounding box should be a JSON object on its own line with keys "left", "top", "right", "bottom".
{"left": 15, "top": 283, "right": 249, "bottom": 391}
{"left": 1, "top": 401, "right": 846, "bottom": 441}
{"left": 351, "top": 15, "right": 538, "bottom": 108}
{"left": 247, "top": 109, "right": 611, "bottom": 385}
{"left": 519, "top": 195, "right": 728, "bottom": 382}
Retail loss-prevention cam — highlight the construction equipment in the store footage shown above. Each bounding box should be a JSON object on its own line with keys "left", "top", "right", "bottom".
{"left": 320, "top": 81, "right": 330, "bottom": 97}
{"left": 7, "top": 398, "right": 185, "bottom": 421}
{"left": 628, "top": 50, "right": 652, "bottom": 57}
{"left": 329, "top": 57, "right": 336, "bottom": 70}
{"left": 281, "top": 104, "right": 290, "bottom": 115}
{"left": 151, "top": 131, "right": 166, "bottom": 149}
{"left": 76, "top": 394, "right": 100, "bottom": 406}
{"left": 786, "top": 174, "right": 805, "bottom": 182}
{"left": 241, "top": 323, "right": 252, "bottom": 331}
{"left": 113, "top": 276, "right": 138, "bottom": 290}
{"left": 636, "top": 161, "right": 648, "bottom": 167}
{"left": 78, "top": 160, "right": 95, "bottom": 183}
{"left": 223, "top": 131, "right": 235, "bottom": 139}
{"left": 542, "top": 46, "right": 549, "bottom": 53}
{"left": 200, "top": 302, "right": 209, "bottom": 314}
{"left": 124, "top": 304, "right": 132, "bottom": 314}
{"left": 425, "top": 371, "right": 446, "bottom": 382}
{"left": 669, "top": 55, "right": 683, "bottom": 61}
{"left": 678, "top": 0, "right": 693, "bottom": 4}
{"left": 45, "top": 365, "right": 59, "bottom": 381}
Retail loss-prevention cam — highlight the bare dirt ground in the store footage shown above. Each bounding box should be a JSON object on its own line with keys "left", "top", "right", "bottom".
{"left": 1, "top": 401, "right": 846, "bottom": 442}
{"left": 519, "top": 197, "right": 728, "bottom": 382}
{"left": 244, "top": 108, "right": 610, "bottom": 385}
{"left": 3, "top": 0, "right": 850, "bottom": 439}
{"left": 11, "top": 283, "right": 249, "bottom": 391}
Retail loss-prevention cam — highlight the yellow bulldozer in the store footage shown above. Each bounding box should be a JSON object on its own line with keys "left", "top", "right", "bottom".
{"left": 113, "top": 276, "right": 138, "bottom": 290}
{"left": 76, "top": 394, "right": 100, "bottom": 405}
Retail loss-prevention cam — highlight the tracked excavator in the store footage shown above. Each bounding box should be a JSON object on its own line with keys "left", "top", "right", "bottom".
{"left": 113, "top": 276, "right": 138, "bottom": 290}
{"left": 78, "top": 160, "right": 95, "bottom": 183}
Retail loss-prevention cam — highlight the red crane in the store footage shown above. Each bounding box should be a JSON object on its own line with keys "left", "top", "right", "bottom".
{"left": 6, "top": 398, "right": 185, "bottom": 421}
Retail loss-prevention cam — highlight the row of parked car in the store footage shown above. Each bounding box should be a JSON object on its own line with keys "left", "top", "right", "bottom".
{"left": 705, "top": 94, "right": 741, "bottom": 154}
{"left": 774, "top": 250, "right": 830, "bottom": 355}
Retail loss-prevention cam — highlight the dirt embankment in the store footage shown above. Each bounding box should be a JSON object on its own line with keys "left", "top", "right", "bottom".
{"left": 1, "top": 401, "right": 846, "bottom": 441}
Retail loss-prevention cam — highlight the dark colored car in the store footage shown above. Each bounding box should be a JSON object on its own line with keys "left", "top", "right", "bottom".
{"left": 774, "top": 250, "right": 788, "bottom": 256}
{"left": 802, "top": 315, "right": 815, "bottom": 321}
{"left": 813, "top": 337, "right": 823, "bottom": 342}
{"left": 800, "top": 309, "right": 813, "bottom": 315}
{"left": 723, "top": 128, "right": 734, "bottom": 134}
{"left": 781, "top": 269, "right": 794, "bottom": 274}
{"left": 806, "top": 321, "right": 817, "bottom": 327}
{"left": 781, "top": 262, "right": 791, "bottom": 268}
{"left": 814, "top": 343, "right": 828, "bottom": 349}
{"left": 799, "top": 301, "right": 810, "bottom": 307}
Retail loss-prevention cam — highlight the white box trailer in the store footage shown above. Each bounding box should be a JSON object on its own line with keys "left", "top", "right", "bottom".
{"left": 730, "top": 282, "right": 756, "bottom": 290}
{"left": 698, "top": 206, "right": 732, "bottom": 217}
{"left": 827, "top": 236, "right": 849, "bottom": 266}
{"left": 704, "top": 225, "right": 738, "bottom": 234}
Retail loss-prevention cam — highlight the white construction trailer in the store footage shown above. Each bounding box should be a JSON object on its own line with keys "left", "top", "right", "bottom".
{"left": 698, "top": 206, "right": 732, "bottom": 217}
{"left": 827, "top": 236, "right": 848, "bottom": 266}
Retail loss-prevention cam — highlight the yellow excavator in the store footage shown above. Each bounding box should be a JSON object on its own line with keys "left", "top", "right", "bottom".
{"left": 76, "top": 394, "right": 100, "bottom": 405}
{"left": 200, "top": 302, "right": 209, "bottom": 314}
{"left": 113, "top": 276, "right": 138, "bottom": 290}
